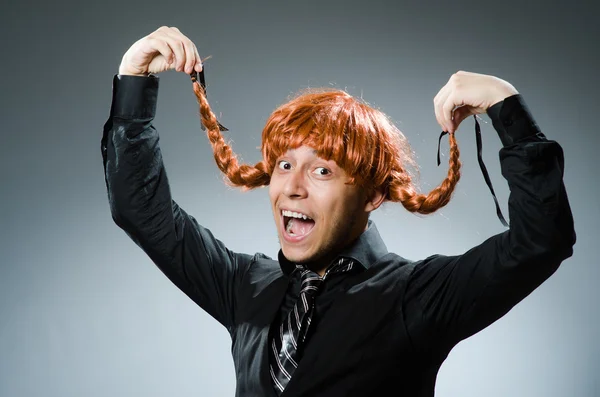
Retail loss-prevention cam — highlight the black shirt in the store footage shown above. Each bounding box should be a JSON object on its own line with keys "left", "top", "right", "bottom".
{"left": 101, "top": 74, "right": 576, "bottom": 396}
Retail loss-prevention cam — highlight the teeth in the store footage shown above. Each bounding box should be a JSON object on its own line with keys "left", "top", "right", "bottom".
{"left": 282, "top": 210, "right": 312, "bottom": 220}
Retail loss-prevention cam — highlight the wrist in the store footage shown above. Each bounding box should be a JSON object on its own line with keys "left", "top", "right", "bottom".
{"left": 489, "top": 82, "right": 519, "bottom": 108}
{"left": 118, "top": 69, "right": 149, "bottom": 77}
{"left": 118, "top": 61, "right": 149, "bottom": 77}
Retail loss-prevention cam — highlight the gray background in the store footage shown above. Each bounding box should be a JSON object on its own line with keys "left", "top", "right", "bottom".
{"left": 1, "top": 0, "right": 598, "bottom": 396}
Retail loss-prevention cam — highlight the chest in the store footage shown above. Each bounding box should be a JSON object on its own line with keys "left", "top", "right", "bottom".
{"left": 231, "top": 264, "right": 416, "bottom": 394}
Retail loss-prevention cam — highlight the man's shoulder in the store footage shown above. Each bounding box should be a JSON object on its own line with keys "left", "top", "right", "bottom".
{"left": 245, "top": 252, "right": 285, "bottom": 279}
{"left": 369, "top": 251, "right": 455, "bottom": 279}
{"left": 375, "top": 251, "right": 415, "bottom": 267}
{"left": 365, "top": 251, "right": 418, "bottom": 278}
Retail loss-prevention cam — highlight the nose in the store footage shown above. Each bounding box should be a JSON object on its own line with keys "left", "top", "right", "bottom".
{"left": 282, "top": 169, "right": 308, "bottom": 199}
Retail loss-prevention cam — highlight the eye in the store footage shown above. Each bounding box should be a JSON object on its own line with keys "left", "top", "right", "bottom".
{"left": 313, "top": 167, "right": 331, "bottom": 176}
{"left": 277, "top": 160, "right": 292, "bottom": 170}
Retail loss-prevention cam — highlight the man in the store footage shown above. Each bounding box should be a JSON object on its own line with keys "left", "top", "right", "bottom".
{"left": 102, "top": 26, "right": 575, "bottom": 396}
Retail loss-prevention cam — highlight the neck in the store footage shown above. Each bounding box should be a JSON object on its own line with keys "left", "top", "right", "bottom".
{"left": 302, "top": 220, "right": 369, "bottom": 277}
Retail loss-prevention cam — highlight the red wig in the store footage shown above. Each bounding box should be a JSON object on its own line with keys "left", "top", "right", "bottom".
{"left": 192, "top": 82, "right": 461, "bottom": 215}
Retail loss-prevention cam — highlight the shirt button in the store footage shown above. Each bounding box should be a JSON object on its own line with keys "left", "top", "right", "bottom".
{"left": 504, "top": 118, "right": 513, "bottom": 126}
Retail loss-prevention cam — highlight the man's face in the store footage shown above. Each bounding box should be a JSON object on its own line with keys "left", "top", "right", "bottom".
{"left": 269, "top": 145, "right": 380, "bottom": 268}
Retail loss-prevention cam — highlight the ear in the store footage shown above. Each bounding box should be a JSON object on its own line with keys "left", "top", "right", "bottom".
{"left": 364, "top": 188, "right": 386, "bottom": 213}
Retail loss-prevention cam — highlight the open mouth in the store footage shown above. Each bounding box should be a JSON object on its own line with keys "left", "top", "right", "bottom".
{"left": 282, "top": 209, "right": 316, "bottom": 239}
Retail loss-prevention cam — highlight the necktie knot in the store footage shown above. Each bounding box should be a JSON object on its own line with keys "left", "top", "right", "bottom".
{"left": 300, "top": 270, "right": 322, "bottom": 295}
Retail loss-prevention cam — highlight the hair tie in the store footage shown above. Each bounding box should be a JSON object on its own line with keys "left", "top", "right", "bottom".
{"left": 190, "top": 67, "right": 229, "bottom": 132}
{"left": 436, "top": 116, "right": 509, "bottom": 227}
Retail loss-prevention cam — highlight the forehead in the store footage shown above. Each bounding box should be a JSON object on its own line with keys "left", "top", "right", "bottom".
{"left": 281, "top": 146, "right": 339, "bottom": 165}
{"left": 282, "top": 145, "right": 316, "bottom": 157}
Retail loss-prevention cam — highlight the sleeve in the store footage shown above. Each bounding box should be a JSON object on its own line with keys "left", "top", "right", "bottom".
{"left": 101, "top": 74, "right": 254, "bottom": 332}
{"left": 403, "top": 94, "right": 577, "bottom": 351}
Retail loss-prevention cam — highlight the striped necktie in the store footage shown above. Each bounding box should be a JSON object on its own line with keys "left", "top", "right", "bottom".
{"left": 270, "top": 258, "right": 355, "bottom": 394}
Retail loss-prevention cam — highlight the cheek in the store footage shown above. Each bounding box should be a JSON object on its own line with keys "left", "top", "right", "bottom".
{"left": 326, "top": 188, "right": 363, "bottom": 218}
{"left": 268, "top": 186, "right": 275, "bottom": 202}
{"left": 268, "top": 179, "right": 280, "bottom": 205}
{"left": 313, "top": 190, "right": 345, "bottom": 220}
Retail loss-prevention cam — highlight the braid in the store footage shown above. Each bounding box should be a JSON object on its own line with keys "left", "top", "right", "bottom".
{"left": 191, "top": 80, "right": 461, "bottom": 213}
{"left": 387, "top": 132, "right": 461, "bottom": 214}
{"left": 191, "top": 82, "right": 270, "bottom": 189}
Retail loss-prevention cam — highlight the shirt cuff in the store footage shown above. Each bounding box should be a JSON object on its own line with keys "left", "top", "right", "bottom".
{"left": 486, "top": 94, "right": 542, "bottom": 146}
{"left": 110, "top": 74, "right": 159, "bottom": 119}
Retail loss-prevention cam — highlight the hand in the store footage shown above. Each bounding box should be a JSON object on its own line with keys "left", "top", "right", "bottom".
{"left": 118, "top": 26, "right": 203, "bottom": 76}
{"left": 433, "top": 71, "right": 519, "bottom": 133}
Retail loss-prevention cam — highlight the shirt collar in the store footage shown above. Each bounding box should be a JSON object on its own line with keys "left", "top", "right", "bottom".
{"left": 278, "top": 220, "right": 389, "bottom": 276}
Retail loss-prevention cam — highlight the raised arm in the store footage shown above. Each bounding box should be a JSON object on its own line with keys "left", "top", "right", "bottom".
{"left": 101, "top": 27, "right": 254, "bottom": 332}
{"left": 404, "top": 71, "right": 576, "bottom": 350}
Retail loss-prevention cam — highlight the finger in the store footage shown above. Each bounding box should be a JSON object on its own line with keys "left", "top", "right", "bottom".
{"left": 441, "top": 92, "right": 458, "bottom": 133}
{"left": 444, "top": 91, "right": 467, "bottom": 134}
{"left": 192, "top": 42, "right": 203, "bottom": 72}
{"left": 433, "top": 85, "right": 445, "bottom": 131}
{"left": 153, "top": 27, "right": 179, "bottom": 66}
{"left": 182, "top": 39, "right": 197, "bottom": 74}
{"left": 146, "top": 37, "right": 175, "bottom": 66}
{"left": 156, "top": 28, "right": 186, "bottom": 71}
{"left": 434, "top": 84, "right": 451, "bottom": 132}
{"left": 170, "top": 27, "right": 197, "bottom": 74}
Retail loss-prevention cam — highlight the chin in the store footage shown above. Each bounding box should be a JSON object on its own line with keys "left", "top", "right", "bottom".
{"left": 281, "top": 242, "right": 336, "bottom": 269}
{"left": 280, "top": 244, "right": 313, "bottom": 264}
